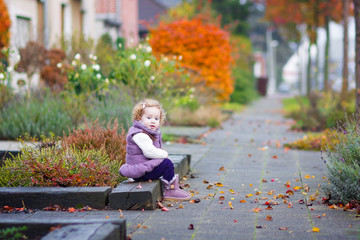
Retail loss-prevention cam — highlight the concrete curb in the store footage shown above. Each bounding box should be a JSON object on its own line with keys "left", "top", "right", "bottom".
{"left": 0, "top": 154, "right": 191, "bottom": 210}
{"left": 0, "top": 219, "right": 126, "bottom": 240}
{"left": 0, "top": 187, "right": 111, "bottom": 209}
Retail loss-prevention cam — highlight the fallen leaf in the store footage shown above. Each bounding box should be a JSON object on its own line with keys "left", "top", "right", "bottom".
{"left": 279, "top": 227, "right": 288, "bottom": 231}
{"left": 262, "top": 179, "right": 267, "bottom": 183}
{"left": 248, "top": 154, "right": 252, "bottom": 157}
{"left": 161, "top": 207, "right": 169, "bottom": 211}
{"left": 256, "top": 225, "right": 262, "bottom": 228}
{"left": 215, "top": 182, "right": 224, "bottom": 187}
{"left": 219, "top": 196, "right": 225, "bottom": 200}
{"left": 203, "top": 180, "right": 209, "bottom": 184}
{"left": 219, "top": 166, "right": 226, "bottom": 171}
{"left": 249, "top": 184, "right": 253, "bottom": 187}
{"left": 220, "top": 191, "right": 225, "bottom": 194}
{"left": 260, "top": 197, "right": 268, "bottom": 200}
{"left": 68, "top": 207, "right": 75, "bottom": 213}
{"left": 234, "top": 219, "right": 237, "bottom": 223}
{"left": 105, "top": 216, "right": 109, "bottom": 219}
{"left": 265, "top": 205, "right": 273, "bottom": 210}
{"left": 304, "top": 175, "right": 311, "bottom": 179}
{"left": 267, "top": 190, "right": 275, "bottom": 195}
{"left": 208, "top": 194, "right": 214, "bottom": 197}
{"left": 299, "top": 199, "right": 305, "bottom": 204}
{"left": 266, "top": 215, "right": 273, "bottom": 221}
{"left": 286, "top": 190, "right": 294, "bottom": 195}
{"left": 188, "top": 224, "right": 195, "bottom": 230}
{"left": 284, "top": 147, "right": 290, "bottom": 153}
{"left": 194, "top": 198, "right": 201, "bottom": 203}
{"left": 229, "top": 189, "right": 235, "bottom": 194}
{"left": 228, "top": 201, "right": 234, "bottom": 209}
{"left": 252, "top": 207, "right": 262, "bottom": 213}
{"left": 246, "top": 194, "right": 253, "bottom": 198}
{"left": 272, "top": 155, "right": 278, "bottom": 159}
{"left": 240, "top": 200, "right": 246, "bottom": 203}
{"left": 311, "top": 227, "right": 320, "bottom": 232}
{"left": 206, "top": 185, "right": 213, "bottom": 189}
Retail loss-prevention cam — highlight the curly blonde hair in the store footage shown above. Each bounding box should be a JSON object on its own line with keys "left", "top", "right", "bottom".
{"left": 132, "top": 99, "right": 166, "bottom": 125}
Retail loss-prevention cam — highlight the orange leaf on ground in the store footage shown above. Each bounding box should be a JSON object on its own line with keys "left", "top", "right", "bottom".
{"left": 304, "top": 175, "right": 311, "bottom": 179}
{"left": 252, "top": 207, "right": 262, "bottom": 213}
{"left": 215, "top": 182, "right": 224, "bottom": 187}
{"left": 272, "top": 155, "right": 278, "bottom": 159}
{"left": 219, "top": 166, "right": 226, "bottom": 171}
{"left": 312, "top": 227, "right": 320, "bottom": 232}
{"left": 228, "top": 201, "right": 234, "bottom": 209}
{"left": 240, "top": 200, "right": 246, "bottom": 203}
{"left": 266, "top": 215, "right": 273, "bottom": 221}
{"left": 68, "top": 207, "right": 75, "bottom": 213}
{"left": 279, "top": 227, "right": 288, "bottom": 231}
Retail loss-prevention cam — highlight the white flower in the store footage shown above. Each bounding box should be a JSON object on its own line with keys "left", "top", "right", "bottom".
{"left": 96, "top": 73, "right": 101, "bottom": 79}
{"left": 72, "top": 60, "right": 77, "bottom": 66}
{"left": 92, "top": 64, "right": 100, "bottom": 71}
{"left": 144, "top": 60, "right": 151, "bottom": 67}
{"left": 163, "top": 57, "right": 168, "bottom": 62}
{"left": 16, "top": 54, "right": 21, "bottom": 61}
{"left": 89, "top": 53, "right": 93, "bottom": 59}
{"left": 146, "top": 46, "right": 152, "bottom": 53}
{"left": 74, "top": 53, "right": 81, "bottom": 60}
{"left": 0, "top": 73, "right": 4, "bottom": 79}
{"left": 6, "top": 66, "right": 13, "bottom": 72}
{"left": 139, "top": 44, "right": 143, "bottom": 49}
{"left": 130, "top": 54, "right": 136, "bottom": 60}
{"left": 150, "top": 75, "right": 155, "bottom": 81}
{"left": 178, "top": 55, "right": 183, "bottom": 61}
{"left": 118, "top": 43, "right": 122, "bottom": 48}
{"left": 105, "top": 78, "right": 109, "bottom": 84}
{"left": 57, "top": 63, "right": 62, "bottom": 68}
{"left": 93, "top": 55, "right": 97, "bottom": 60}
{"left": 81, "top": 64, "right": 87, "bottom": 70}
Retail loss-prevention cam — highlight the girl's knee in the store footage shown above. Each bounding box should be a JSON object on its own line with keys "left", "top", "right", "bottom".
{"left": 163, "top": 158, "right": 174, "bottom": 169}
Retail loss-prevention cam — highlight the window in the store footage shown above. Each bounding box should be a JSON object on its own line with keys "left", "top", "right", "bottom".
{"left": 16, "top": 16, "right": 31, "bottom": 48}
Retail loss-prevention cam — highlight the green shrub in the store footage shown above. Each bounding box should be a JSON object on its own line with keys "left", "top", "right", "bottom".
{"left": 284, "top": 91, "right": 355, "bottom": 131}
{"left": 230, "top": 68, "right": 257, "bottom": 104}
{"left": 168, "top": 106, "right": 224, "bottom": 127}
{"left": 0, "top": 92, "right": 73, "bottom": 140}
{"left": 87, "top": 86, "right": 132, "bottom": 129}
{"left": 0, "top": 226, "right": 28, "bottom": 240}
{"left": 322, "top": 118, "right": 360, "bottom": 204}
{"left": 109, "top": 42, "right": 191, "bottom": 110}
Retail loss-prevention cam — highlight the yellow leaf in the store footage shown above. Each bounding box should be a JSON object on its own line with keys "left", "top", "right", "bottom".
{"left": 219, "top": 166, "right": 226, "bottom": 171}
{"left": 246, "top": 194, "right": 253, "bottom": 198}
{"left": 304, "top": 175, "right": 311, "bottom": 179}
{"left": 229, "top": 189, "right": 235, "bottom": 194}
{"left": 252, "top": 207, "right": 262, "bottom": 213}
{"left": 216, "top": 182, "right": 224, "bottom": 187}
{"left": 312, "top": 227, "right": 320, "bottom": 232}
{"left": 249, "top": 184, "right": 253, "bottom": 187}
{"left": 228, "top": 201, "right": 234, "bottom": 209}
{"left": 220, "top": 191, "right": 225, "bottom": 194}
{"left": 240, "top": 199, "right": 246, "bottom": 203}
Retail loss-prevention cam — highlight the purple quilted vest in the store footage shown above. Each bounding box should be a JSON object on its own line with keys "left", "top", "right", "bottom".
{"left": 119, "top": 121, "right": 164, "bottom": 178}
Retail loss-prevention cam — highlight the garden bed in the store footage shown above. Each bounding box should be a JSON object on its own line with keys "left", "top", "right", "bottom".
{"left": 0, "top": 154, "right": 191, "bottom": 210}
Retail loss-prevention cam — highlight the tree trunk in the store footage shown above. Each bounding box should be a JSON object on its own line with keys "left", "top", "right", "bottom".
{"left": 307, "top": 41, "right": 312, "bottom": 96}
{"left": 354, "top": 0, "right": 360, "bottom": 115}
{"left": 341, "top": 0, "right": 349, "bottom": 99}
{"left": 324, "top": 15, "right": 330, "bottom": 92}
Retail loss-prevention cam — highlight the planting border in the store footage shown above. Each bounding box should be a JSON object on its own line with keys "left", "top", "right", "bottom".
{"left": 0, "top": 154, "right": 191, "bottom": 210}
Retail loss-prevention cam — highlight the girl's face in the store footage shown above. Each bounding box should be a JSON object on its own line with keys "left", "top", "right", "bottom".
{"left": 141, "top": 107, "right": 161, "bottom": 130}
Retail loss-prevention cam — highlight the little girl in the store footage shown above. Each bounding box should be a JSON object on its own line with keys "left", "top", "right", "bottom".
{"left": 119, "top": 99, "right": 190, "bottom": 201}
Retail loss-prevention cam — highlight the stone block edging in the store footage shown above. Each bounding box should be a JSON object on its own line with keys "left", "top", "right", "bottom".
{"left": 0, "top": 219, "right": 126, "bottom": 240}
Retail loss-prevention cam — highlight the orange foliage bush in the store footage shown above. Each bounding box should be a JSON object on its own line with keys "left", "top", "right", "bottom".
{"left": 0, "top": 0, "right": 11, "bottom": 49}
{"left": 149, "top": 18, "right": 233, "bottom": 101}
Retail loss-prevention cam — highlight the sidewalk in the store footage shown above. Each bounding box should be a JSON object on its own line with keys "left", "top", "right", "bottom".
{"left": 1, "top": 96, "right": 360, "bottom": 240}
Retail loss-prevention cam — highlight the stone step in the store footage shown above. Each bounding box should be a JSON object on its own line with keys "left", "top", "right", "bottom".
{"left": 0, "top": 154, "right": 191, "bottom": 210}
{"left": 0, "top": 219, "right": 126, "bottom": 240}
{"left": 109, "top": 154, "right": 191, "bottom": 210}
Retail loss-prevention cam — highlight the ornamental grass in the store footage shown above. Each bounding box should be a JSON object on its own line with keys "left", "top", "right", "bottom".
{"left": 322, "top": 118, "right": 360, "bottom": 204}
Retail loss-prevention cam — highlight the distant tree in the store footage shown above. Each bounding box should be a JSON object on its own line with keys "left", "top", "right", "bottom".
{"left": 354, "top": 0, "right": 360, "bottom": 115}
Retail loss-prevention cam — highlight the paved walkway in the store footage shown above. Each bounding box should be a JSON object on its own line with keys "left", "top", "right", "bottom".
{"left": 2, "top": 96, "right": 360, "bottom": 240}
